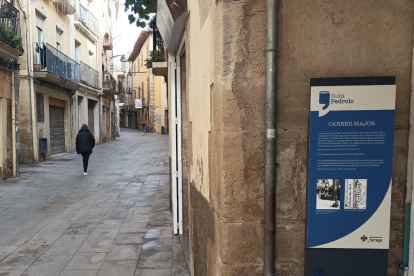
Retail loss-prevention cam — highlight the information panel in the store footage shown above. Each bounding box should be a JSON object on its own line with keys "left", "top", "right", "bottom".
{"left": 305, "top": 77, "right": 396, "bottom": 276}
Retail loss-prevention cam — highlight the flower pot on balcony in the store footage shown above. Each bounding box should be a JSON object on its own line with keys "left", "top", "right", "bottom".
{"left": 103, "top": 83, "right": 110, "bottom": 88}
{"left": 104, "top": 38, "right": 109, "bottom": 43}
{"left": 34, "top": 64, "right": 43, "bottom": 71}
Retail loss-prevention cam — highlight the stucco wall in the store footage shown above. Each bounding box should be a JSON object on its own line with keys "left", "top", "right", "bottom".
{"left": 184, "top": 0, "right": 414, "bottom": 275}
{"left": 187, "top": 0, "right": 211, "bottom": 200}
{"left": 18, "top": 78, "right": 34, "bottom": 164}
{"left": 74, "top": 31, "right": 98, "bottom": 70}
{"left": 31, "top": 0, "right": 71, "bottom": 56}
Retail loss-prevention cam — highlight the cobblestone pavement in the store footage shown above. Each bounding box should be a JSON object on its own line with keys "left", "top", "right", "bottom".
{"left": 0, "top": 129, "right": 189, "bottom": 276}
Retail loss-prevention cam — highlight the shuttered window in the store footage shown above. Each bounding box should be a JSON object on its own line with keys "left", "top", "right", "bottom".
{"left": 36, "top": 93, "right": 44, "bottom": 121}
{"left": 49, "top": 106, "right": 65, "bottom": 155}
{"left": 88, "top": 100, "right": 95, "bottom": 136}
{"left": 36, "top": 12, "right": 44, "bottom": 30}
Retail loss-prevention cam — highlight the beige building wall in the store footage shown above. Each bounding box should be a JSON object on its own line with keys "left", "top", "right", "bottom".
{"left": 18, "top": 0, "right": 117, "bottom": 162}
{"left": 161, "top": 77, "right": 168, "bottom": 133}
{"left": 154, "top": 76, "right": 163, "bottom": 133}
{"left": 0, "top": 71, "right": 13, "bottom": 179}
{"left": 131, "top": 31, "right": 152, "bottom": 130}
{"left": 173, "top": 0, "right": 414, "bottom": 275}
{"left": 74, "top": 32, "right": 97, "bottom": 70}
{"left": 18, "top": 0, "right": 73, "bottom": 163}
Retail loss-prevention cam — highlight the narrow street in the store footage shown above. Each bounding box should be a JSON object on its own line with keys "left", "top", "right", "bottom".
{"left": 0, "top": 129, "right": 189, "bottom": 276}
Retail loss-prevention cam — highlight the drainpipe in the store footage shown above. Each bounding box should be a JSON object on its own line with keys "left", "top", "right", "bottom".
{"left": 264, "top": 0, "right": 278, "bottom": 276}
{"left": 13, "top": 61, "right": 19, "bottom": 177}
{"left": 99, "top": 92, "right": 102, "bottom": 145}
{"left": 111, "top": 95, "right": 116, "bottom": 140}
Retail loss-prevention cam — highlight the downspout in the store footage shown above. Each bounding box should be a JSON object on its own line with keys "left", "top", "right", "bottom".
{"left": 112, "top": 94, "right": 116, "bottom": 140}
{"left": 264, "top": 0, "right": 278, "bottom": 276}
{"left": 99, "top": 93, "right": 102, "bottom": 145}
{"left": 14, "top": 61, "right": 19, "bottom": 177}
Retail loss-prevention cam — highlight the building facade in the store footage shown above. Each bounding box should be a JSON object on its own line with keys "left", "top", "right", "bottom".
{"left": 125, "top": 29, "right": 167, "bottom": 133}
{"left": 17, "top": 0, "right": 118, "bottom": 164}
{"left": 0, "top": 0, "right": 23, "bottom": 179}
{"left": 151, "top": 0, "right": 414, "bottom": 275}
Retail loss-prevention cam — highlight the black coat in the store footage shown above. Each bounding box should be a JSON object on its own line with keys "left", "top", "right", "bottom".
{"left": 76, "top": 128, "right": 95, "bottom": 154}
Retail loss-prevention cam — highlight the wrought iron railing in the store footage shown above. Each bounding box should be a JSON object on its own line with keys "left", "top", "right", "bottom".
{"left": 80, "top": 61, "right": 99, "bottom": 88}
{"left": 151, "top": 18, "right": 164, "bottom": 54}
{"left": 76, "top": 4, "right": 98, "bottom": 37}
{"left": 0, "top": 0, "right": 22, "bottom": 52}
{"left": 33, "top": 42, "right": 80, "bottom": 84}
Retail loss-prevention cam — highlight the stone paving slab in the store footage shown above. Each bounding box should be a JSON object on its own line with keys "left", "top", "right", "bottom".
{"left": 0, "top": 129, "right": 189, "bottom": 276}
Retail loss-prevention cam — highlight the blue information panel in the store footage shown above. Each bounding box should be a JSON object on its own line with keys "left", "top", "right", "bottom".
{"left": 305, "top": 77, "right": 396, "bottom": 276}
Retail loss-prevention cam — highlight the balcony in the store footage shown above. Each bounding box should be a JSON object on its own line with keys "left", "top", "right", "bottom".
{"left": 74, "top": 5, "right": 98, "bottom": 42}
{"left": 80, "top": 61, "right": 99, "bottom": 89}
{"left": 0, "top": 0, "right": 23, "bottom": 59}
{"left": 103, "top": 30, "right": 113, "bottom": 50}
{"left": 152, "top": 61, "right": 167, "bottom": 77}
{"left": 102, "top": 74, "right": 119, "bottom": 96}
{"left": 52, "top": 0, "right": 76, "bottom": 16}
{"left": 33, "top": 42, "right": 80, "bottom": 90}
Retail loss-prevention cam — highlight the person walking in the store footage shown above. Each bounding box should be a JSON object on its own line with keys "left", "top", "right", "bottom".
{"left": 142, "top": 121, "right": 147, "bottom": 134}
{"left": 76, "top": 124, "right": 95, "bottom": 176}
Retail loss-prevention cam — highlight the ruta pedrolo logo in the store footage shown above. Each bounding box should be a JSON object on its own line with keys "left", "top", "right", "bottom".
{"left": 317, "top": 90, "right": 354, "bottom": 117}
{"left": 318, "top": 91, "right": 330, "bottom": 117}
{"left": 361, "top": 235, "right": 367, "bottom": 242}
{"left": 319, "top": 91, "right": 330, "bottom": 110}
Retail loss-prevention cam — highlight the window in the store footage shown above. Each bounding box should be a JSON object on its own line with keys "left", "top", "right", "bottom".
{"left": 138, "top": 59, "right": 140, "bottom": 72}
{"left": 35, "top": 13, "right": 44, "bottom": 43}
{"left": 56, "top": 27, "right": 63, "bottom": 51}
{"left": 133, "top": 64, "right": 135, "bottom": 76}
{"left": 36, "top": 93, "right": 44, "bottom": 121}
{"left": 35, "top": 27, "right": 43, "bottom": 64}
{"left": 36, "top": 27, "right": 43, "bottom": 43}
{"left": 75, "top": 42, "right": 80, "bottom": 62}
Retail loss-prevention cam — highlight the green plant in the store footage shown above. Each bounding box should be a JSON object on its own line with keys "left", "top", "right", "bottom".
{"left": 104, "top": 32, "right": 109, "bottom": 39}
{"left": 10, "top": 35, "right": 22, "bottom": 51}
{"left": 102, "top": 80, "right": 111, "bottom": 84}
{"left": 144, "top": 49, "right": 165, "bottom": 69}
{"left": 125, "top": 0, "right": 151, "bottom": 27}
{"left": 0, "top": 23, "right": 9, "bottom": 41}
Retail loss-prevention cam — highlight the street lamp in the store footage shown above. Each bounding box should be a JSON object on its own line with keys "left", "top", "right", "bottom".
{"left": 109, "top": 54, "right": 128, "bottom": 62}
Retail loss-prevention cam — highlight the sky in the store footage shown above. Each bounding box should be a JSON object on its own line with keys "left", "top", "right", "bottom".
{"left": 113, "top": 0, "right": 143, "bottom": 57}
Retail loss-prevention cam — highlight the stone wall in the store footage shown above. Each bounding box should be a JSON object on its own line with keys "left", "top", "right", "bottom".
{"left": 184, "top": 0, "right": 414, "bottom": 275}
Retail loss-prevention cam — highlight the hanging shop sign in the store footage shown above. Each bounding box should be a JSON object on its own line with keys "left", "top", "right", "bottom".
{"left": 305, "top": 77, "right": 396, "bottom": 276}
{"left": 135, "top": 99, "right": 142, "bottom": 109}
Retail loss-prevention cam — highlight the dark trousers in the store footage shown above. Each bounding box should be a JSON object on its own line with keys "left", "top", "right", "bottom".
{"left": 81, "top": 152, "right": 91, "bottom": 172}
